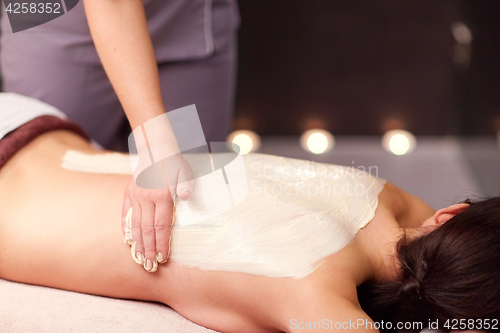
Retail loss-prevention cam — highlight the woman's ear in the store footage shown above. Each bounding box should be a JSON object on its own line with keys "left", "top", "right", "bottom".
{"left": 434, "top": 203, "right": 470, "bottom": 225}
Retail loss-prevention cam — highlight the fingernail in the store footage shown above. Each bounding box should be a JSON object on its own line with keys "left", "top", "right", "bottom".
{"left": 131, "top": 242, "right": 144, "bottom": 264}
{"left": 167, "top": 235, "right": 172, "bottom": 259}
{"left": 182, "top": 189, "right": 191, "bottom": 195}
{"left": 124, "top": 232, "right": 132, "bottom": 245}
{"left": 144, "top": 258, "right": 158, "bottom": 272}
{"left": 157, "top": 252, "right": 166, "bottom": 263}
{"left": 126, "top": 207, "right": 133, "bottom": 229}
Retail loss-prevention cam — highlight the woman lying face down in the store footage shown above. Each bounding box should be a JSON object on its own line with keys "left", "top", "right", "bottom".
{"left": 0, "top": 129, "right": 498, "bottom": 333}
{"left": 359, "top": 198, "right": 500, "bottom": 328}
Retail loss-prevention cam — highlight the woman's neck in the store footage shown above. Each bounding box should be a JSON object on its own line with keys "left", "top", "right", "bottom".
{"left": 356, "top": 205, "right": 428, "bottom": 284}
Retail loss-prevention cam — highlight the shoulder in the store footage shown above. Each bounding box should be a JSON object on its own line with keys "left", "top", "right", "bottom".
{"left": 378, "top": 181, "right": 435, "bottom": 228}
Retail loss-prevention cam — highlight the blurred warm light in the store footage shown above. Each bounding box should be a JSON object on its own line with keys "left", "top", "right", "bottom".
{"left": 382, "top": 130, "right": 416, "bottom": 155}
{"left": 303, "top": 117, "right": 326, "bottom": 131}
{"left": 382, "top": 118, "right": 405, "bottom": 132}
{"left": 451, "top": 44, "right": 469, "bottom": 66}
{"left": 227, "top": 130, "right": 261, "bottom": 155}
{"left": 451, "top": 22, "right": 472, "bottom": 44}
{"left": 493, "top": 117, "right": 500, "bottom": 148}
{"left": 300, "top": 129, "right": 335, "bottom": 154}
{"left": 494, "top": 116, "right": 500, "bottom": 132}
{"left": 233, "top": 117, "right": 254, "bottom": 131}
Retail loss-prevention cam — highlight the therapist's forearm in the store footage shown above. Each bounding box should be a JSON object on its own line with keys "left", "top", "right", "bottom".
{"left": 83, "top": 0, "right": 178, "bottom": 150}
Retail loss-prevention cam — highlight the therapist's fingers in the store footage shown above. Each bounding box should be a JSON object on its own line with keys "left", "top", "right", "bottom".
{"left": 140, "top": 199, "right": 158, "bottom": 272}
{"left": 154, "top": 192, "right": 173, "bottom": 264}
{"left": 164, "top": 164, "right": 179, "bottom": 202}
{"left": 130, "top": 199, "right": 145, "bottom": 265}
{"left": 122, "top": 193, "right": 133, "bottom": 244}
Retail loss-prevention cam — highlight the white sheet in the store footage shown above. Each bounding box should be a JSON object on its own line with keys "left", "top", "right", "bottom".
{"left": 0, "top": 92, "right": 66, "bottom": 140}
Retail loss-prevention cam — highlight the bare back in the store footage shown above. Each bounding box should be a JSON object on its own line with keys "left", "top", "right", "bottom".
{"left": 0, "top": 131, "right": 433, "bottom": 333}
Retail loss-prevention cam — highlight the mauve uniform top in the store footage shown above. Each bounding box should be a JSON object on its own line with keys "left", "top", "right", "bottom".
{"left": 0, "top": 0, "right": 228, "bottom": 64}
{"left": 0, "top": 0, "right": 240, "bottom": 147}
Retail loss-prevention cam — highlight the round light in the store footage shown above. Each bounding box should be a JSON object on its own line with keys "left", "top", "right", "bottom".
{"left": 300, "top": 129, "right": 335, "bottom": 154}
{"left": 382, "top": 130, "right": 416, "bottom": 155}
{"left": 227, "top": 130, "right": 261, "bottom": 155}
{"left": 451, "top": 22, "right": 472, "bottom": 44}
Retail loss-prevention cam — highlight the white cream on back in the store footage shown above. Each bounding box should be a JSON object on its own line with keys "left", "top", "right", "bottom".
{"left": 61, "top": 151, "right": 386, "bottom": 279}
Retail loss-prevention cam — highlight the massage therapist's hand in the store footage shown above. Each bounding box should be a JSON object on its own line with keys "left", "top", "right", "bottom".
{"left": 83, "top": 0, "right": 195, "bottom": 272}
{"left": 121, "top": 156, "right": 194, "bottom": 272}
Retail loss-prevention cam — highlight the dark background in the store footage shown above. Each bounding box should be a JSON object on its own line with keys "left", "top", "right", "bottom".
{"left": 234, "top": 0, "right": 500, "bottom": 136}
{"left": 1, "top": 0, "right": 499, "bottom": 136}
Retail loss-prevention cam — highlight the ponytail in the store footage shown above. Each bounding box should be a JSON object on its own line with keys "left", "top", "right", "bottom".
{"left": 358, "top": 197, "right": 500, "bottom": 332}
{"left": 358, "top": 236, "right": 432, "bottom": 331}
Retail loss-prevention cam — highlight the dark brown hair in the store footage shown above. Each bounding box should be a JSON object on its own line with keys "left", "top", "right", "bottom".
{"left": 358, "top": 197, "right": 500, "bottom": 331}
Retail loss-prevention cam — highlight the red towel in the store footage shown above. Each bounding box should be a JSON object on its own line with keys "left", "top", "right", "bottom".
{"left": 0, "top": 116, "right": 89, "bottom": 170}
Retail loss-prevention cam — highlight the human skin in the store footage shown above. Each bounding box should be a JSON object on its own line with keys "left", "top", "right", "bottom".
{"left": 82, "top": 0, "right": 194, "bottom": 269}
{"left": 0, "top": 131, "right": 436, "bottom": 333}
{"left": 82, "top": 0, "right": 169, "bottom": 131}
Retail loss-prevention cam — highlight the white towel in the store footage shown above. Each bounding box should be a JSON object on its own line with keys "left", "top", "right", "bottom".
{"left": 0, "top": 92, "right": 66, "bottom": 140}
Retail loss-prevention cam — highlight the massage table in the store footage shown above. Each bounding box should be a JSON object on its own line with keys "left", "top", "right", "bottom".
{"left": 0, "top": 278, "right": 218, "bottom": 332}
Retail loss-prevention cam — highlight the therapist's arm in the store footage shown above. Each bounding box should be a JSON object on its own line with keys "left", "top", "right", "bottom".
{"left": 83, "top": 0, "right": 164, "bottom": 130}
{"left": 83, "top": 0, "right": 193, "bottom": 272}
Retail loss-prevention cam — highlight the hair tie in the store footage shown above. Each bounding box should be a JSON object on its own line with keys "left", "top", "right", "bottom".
{"left": 401, "top": 262, "right": 425, "bottom": 302}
